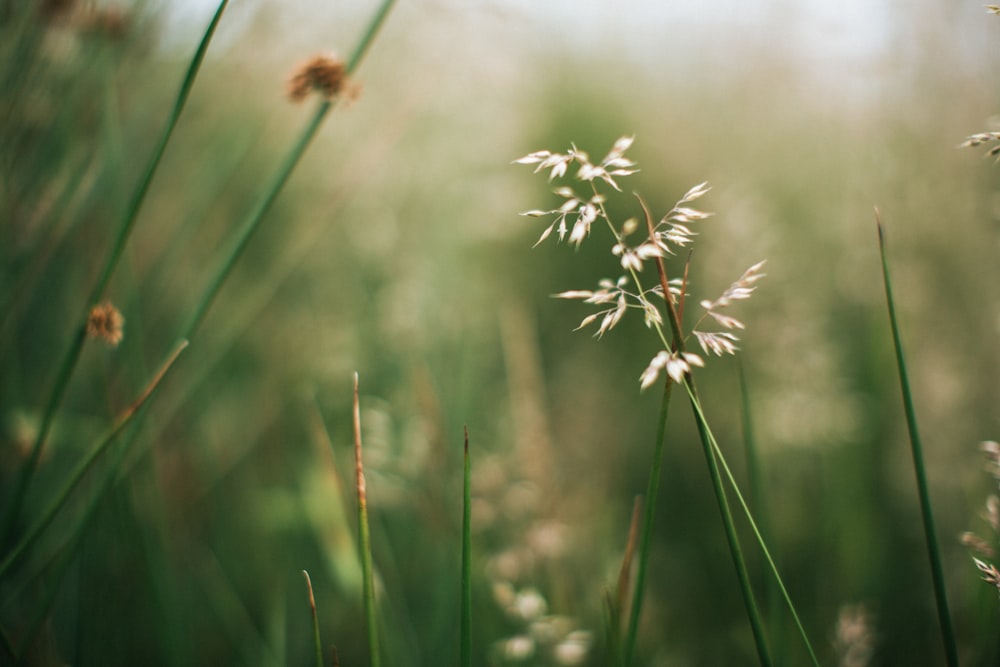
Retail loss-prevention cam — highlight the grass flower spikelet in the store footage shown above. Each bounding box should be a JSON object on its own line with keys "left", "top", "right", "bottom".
{"left": 86, "top": 301, "right": 124, "bottom": 347}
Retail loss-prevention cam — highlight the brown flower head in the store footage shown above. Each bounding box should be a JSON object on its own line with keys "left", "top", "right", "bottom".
{"left": 86, "top": 301, "right": 124, "bottom": 347}
{"left": 286, "top": 54, "right": 351, "bottom": 103}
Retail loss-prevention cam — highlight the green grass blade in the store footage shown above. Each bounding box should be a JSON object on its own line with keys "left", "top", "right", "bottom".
{"left": 303, "top": 570, "right": 324, "bottom": 667}
{"left": 180, "top": 0, "right": 396, "bottom": 338}
{"left": 684, "top": 382, "right": 820, "bottom": 667}
{"left": 353, "top": 373, "right": 380, "bottom": 667}
{"left": 683, "top": 379, "right": 773, "bottom": 667}
{"left": 0, "top": 340, "right": 188, "bottom": 578}
{"left": 623, "top": 375, "right": 673, "bottom": 667}
{"left": 461, "top": 426, "right": 472, "bottom": 667}
{"left": 2, "top": 0, "right": 231, "bottom": 544}
{"left": 876, "top": 214, "right": 959, "bottom": 667}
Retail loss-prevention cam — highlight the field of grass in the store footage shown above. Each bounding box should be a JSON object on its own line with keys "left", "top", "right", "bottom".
{"left": 3, "top": 1, "right": 1000, "bottom": 665}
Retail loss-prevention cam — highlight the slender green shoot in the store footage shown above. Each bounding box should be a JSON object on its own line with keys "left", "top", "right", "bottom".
{"left": 460, "top": 426, "right": 472, "bottom": 667}
{"left": 180, "top": 0, "right": 396, "bottom": 339}
{"left": 0, "top": 340, "right": 188, "bottom": 578}
{"left": 303, "top": 570, "right": 324, "bottom": 667}
{"left": 353, "top": 373, "right": 380, "bottom": 667}
{"left": 684, "top": 383, "right": 821, "bottom": 666}
{"left": 623, "top": 378, "right": 674, "bottom": 667}
{"left": 684, "top": 377, "right": 773, "bottom": 667}
{"left": 876, "top": 212, "right": 959, "bottom": 667}
{"left": 2, "top": 0, "right": 230, "bottom": 544}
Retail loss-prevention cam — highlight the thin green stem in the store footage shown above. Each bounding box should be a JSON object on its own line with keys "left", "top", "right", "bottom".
{"left": 303, "top": 570, "right": 324, "bottom": 667}
{"left": 0, "top": 340, "right": 188, "bottom": 578}
{"left": 2, "top": 0, "right": 230, "bottom": 544}
{"left": 623, "top": 377, "right": 673, "bottom": 667}
{"left": 353, "top": 373, "right": 380, "bottom": 667}
{"left": 179, "top": 0, "right": 396, "bottom": 339}
{"left": 876, "top": 215, "right": 959, "bottom": 667}
{"left": 684, "top": 383, "right": 820, "bottom": 667}
{"left": 461, "top": 426, "right": 472, "bottom": 667}
{"left": 684, "top": 377, "right": 773, "bottom": 666}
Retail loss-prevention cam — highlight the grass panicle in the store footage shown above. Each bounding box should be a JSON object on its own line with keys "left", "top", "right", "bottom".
{"left": 517, "top": 138, "right": 825, "bottom": 666}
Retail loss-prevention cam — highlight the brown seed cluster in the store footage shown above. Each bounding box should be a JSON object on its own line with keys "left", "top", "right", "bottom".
{"left": 286, "top": 54, "right": 351, "bottom": 103}
{"left": 86, "top": 301, "right": 124, "bottom": 347}
{"left": 39, "top": 0, "right": 130, "bottom": 39}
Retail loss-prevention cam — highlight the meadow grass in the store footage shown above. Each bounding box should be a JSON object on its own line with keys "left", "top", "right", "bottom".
{"left": 2, "top": 2, "right": 1000, "bottom": 666}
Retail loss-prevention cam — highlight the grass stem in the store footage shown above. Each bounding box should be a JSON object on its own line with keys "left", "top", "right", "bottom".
{"left": 353, "top": 373, "right": 380, "bottom": 667}
{"left": 684, "top": 383, "right": 820, "bottom": 666}
{"left": 303, "top": 570, "right": 324, "bottom": 667}
{"left": 461, "top": 426, "right": 472, "bottom": 667}
{"left": 876, "top": 212, "right": 959, "bottom": 667}
{"left": 178, "top": 0, "right": 396, "bottom": 340}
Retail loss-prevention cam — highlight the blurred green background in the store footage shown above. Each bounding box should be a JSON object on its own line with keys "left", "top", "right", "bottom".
{"left": 2, "top": 0, "right": 1000, "bottom": 665}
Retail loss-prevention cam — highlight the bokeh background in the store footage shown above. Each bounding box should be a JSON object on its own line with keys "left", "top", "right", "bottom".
{"left": 3, "top": 0, "right": 1000, "bottom": 664}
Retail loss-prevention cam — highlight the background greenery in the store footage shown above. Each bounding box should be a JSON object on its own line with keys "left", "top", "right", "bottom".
{"left": 2, "top": 1, "right": 999, "bottom": 665}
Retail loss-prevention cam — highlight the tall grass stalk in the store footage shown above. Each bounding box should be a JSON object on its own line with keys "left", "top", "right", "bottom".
{"left": 684, "top": 378, "right": 773, "bottom": 666}
{"left": 2, "top": 0, "right": 230, "bottom": 543}
{"left": 353, "top": 373, "right": 380, "bottom": 667}
{"left": 683, "top": 383, "right": 820, "bottom": 666}
{"left": 179, "top": 0, "right": 396, "bottom": 340}
{"left": 875, "top": 213, "right": 960, "bottom": 667}
{"left": 303, "top": 570, "right": 324, "bottom": 667}
{"left": 460, "top": 426, "right": 472, "bottom": 667}
{"left": 0, "top": 340, "right": 188, "bottom": 578}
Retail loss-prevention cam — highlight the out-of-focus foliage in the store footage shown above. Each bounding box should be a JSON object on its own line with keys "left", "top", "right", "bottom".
{"left": 2, "top": 1, "right": 999, "bottom": 665}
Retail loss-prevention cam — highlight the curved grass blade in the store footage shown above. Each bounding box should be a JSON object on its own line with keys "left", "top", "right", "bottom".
{"left": 876, "top": 212, "right": 959, "bottom": 667}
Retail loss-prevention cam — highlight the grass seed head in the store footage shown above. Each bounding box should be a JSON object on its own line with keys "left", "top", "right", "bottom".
{"left": 86, "top": 301, "right": 124, "bottom": 347}
{"left": 286, "top": 53, "right": 352, "bottom": 103}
